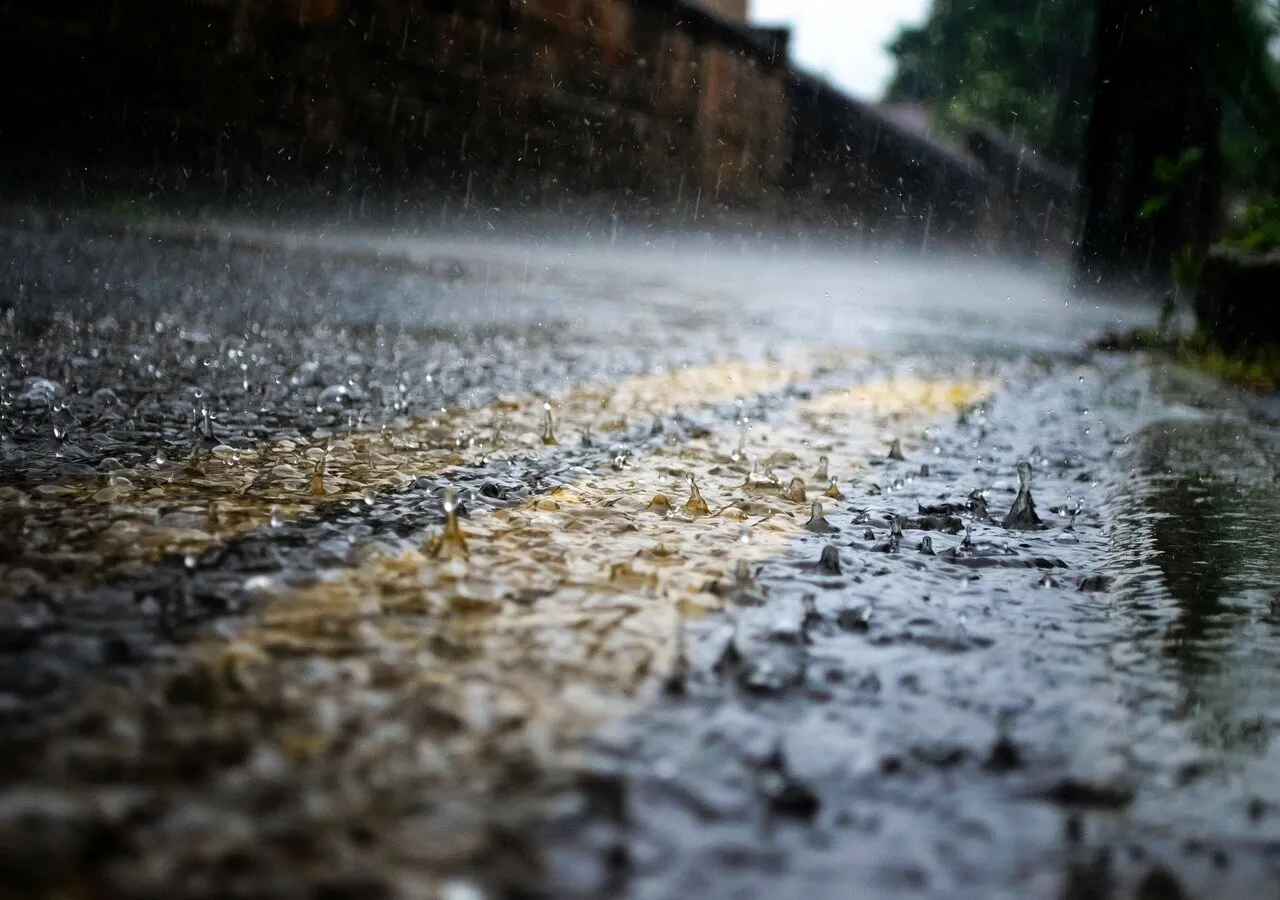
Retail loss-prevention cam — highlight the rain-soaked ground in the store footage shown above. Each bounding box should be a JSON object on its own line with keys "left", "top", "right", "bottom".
{"left": 3, "top": 207, "right": 1280, "bottom": 899}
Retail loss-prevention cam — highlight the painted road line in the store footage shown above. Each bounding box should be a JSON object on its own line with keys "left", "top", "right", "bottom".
{"left": 0, "top": 369, "right": 990, "bottom": 896}
{"left": 0, "top": 359, "right": 822, "bottom": 596}
{"left": 139, "top": 373, "right": 990, "bottom": 891}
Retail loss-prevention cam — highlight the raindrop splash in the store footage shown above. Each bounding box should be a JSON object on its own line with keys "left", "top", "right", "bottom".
{"left": 309, "top": 448, "right": 329, "bottom": 496}
{"left": 782, "top": 476, "right": 806, "bottom": 503}
{"left": 1002, "top": 461, "right": 1044, "bottom": 530}
{"left": 541, "top": 402, "right": 557, "bottom": 445}
{"left": 814, "top": 455, "right": 829, "bottom": 481}
{"left": 682, "top": 475, "right": 710, "bottom": 517}
{"left": 824, "top": 477, "right": 845, "bottom": 500}
{"left": 804, "top": 500, "right": 836, "bottom": 533}
{"left": 428, "top": 488, "right": 470, "bottom": 559}
{"left": 646, "top": 494, "right": 672, "bottom": 516}
{"left": 818, "top": 544, "right": 842, "bottom": 574}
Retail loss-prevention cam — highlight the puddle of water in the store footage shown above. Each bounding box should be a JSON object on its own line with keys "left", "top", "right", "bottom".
{"left": 1106, "top": 400, "right": 1280, "bottom": 760}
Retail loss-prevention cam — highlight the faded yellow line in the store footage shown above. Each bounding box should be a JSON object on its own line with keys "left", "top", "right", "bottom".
{"left": 0, "top": 359, "right": 815, "bottom": 594}
{"left": 158, "top": 374, "right": 990, "bottom": 890}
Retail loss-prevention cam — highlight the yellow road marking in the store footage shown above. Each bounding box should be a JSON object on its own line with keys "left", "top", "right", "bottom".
{"left": 5, "top": 368, "right": 990, "bottom": 893}
{"left": 150, "top": 374, "right": 990, "bottom": 888}
{"left": 0, "top": 359, "right": 816, "bottom": 594}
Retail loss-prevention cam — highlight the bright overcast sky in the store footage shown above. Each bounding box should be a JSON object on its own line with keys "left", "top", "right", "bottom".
{"left": 750, "top": 0, "right": 933, "bottom": 100}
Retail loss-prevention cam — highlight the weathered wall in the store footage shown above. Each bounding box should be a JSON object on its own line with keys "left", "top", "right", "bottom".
{"left": 779, "top": 78, "right": 1080, "bottom": 258}
{"left": 966, "top": 125, "right": 1079, "bottom": 259}
{"left": 784, "top": 74, "right": 999, "bottom": 246}
{"left": 691, "top": 0, "right": 746, "bottom": 20}
{"left": 0, "top": 0, "right": 1076, "bottom": 257}
{"left": 0, "top": 0, "right": 789, "bottom": 208}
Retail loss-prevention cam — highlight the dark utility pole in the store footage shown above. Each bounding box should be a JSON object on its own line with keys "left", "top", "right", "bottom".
{"left": 1077, "top": 0, "right": 1221, "bottom": 291}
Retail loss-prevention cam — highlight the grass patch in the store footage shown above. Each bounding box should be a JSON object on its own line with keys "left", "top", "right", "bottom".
{"left": 1092, "top": 327, "right": 1280, "bottom": 392}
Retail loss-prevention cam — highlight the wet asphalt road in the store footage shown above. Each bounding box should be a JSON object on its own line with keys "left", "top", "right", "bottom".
{"left": 4, "top": 209, "right": 1280, "bottom": 899}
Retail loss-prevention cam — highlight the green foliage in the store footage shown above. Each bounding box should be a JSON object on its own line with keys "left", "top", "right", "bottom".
{"left": 1153, "top": 148, "right": 1206, "bottom": 186}
{"left": 885, "top": 0, "right": 1280, "bottom": 178}
{"left": 1171, "top": 244, "right": 1203, "bottom": 292}
{"left": 1214, "top": 3, "right": 1280, "bottom": 262}
{"left": 884, "top": 0, "right": 1095, "bottom": 163}
{"left": 1139, "top": 148, "right": 1208, "bottom": 225}
{"left": 1201, "top": 1, "right": 1280, "bottom": 155}
{"left": 1228, "top": 198, "right": 1280, "bottom": 252}
{"left": 1189, "top": 342, "right": 1280, "bottom": 391}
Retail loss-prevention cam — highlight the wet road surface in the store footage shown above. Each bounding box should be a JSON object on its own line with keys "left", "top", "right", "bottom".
{"left": 3, "top": 210, "right": 1280, "bottom": 899}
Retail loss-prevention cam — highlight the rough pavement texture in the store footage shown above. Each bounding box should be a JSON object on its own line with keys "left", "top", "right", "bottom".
{"left": 4, "top": 212, "right": 1280, "bottom": 900}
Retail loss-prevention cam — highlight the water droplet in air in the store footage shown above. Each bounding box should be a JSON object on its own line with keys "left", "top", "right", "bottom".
{"left": 270, "top": 506, "right": 284, "bottom": 528}
{"left": 731, "top": 417, "right": 749, "bottom": 461}
{"left": 824, "top": 477, "right": 845, "bottom": 500}
{"left": 362, "top": 488, "right": 376, "bottom": 506}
